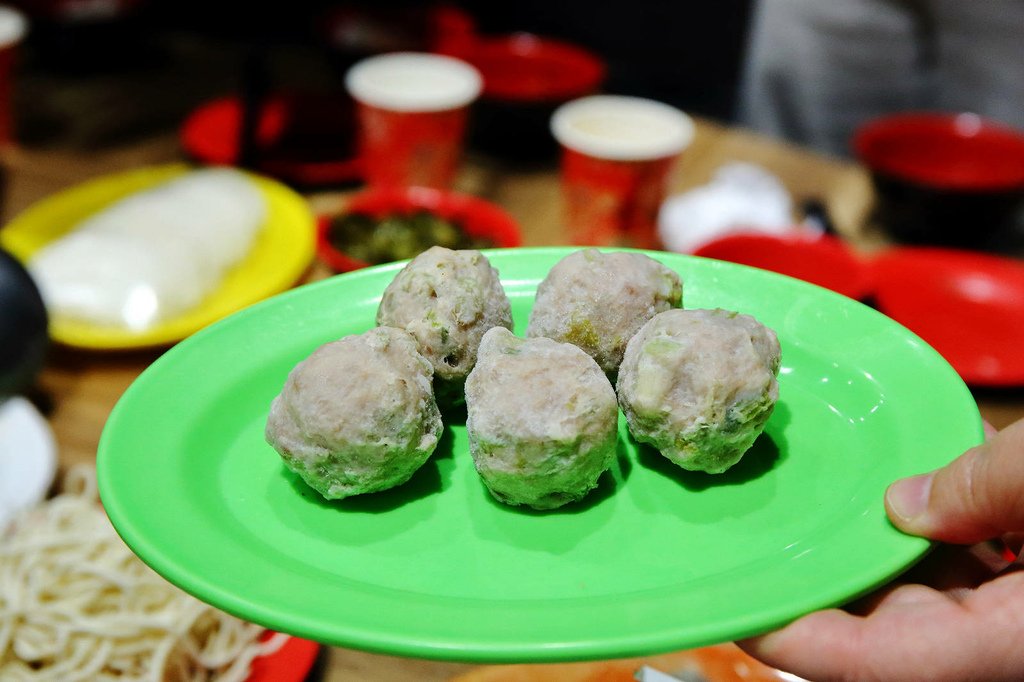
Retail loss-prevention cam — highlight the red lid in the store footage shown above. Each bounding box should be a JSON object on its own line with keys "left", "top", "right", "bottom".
{"left": 317, "top": 186, "right": 522, "bottom": 272}
{"left": 693, "top": 231, "right": 874, "bottom": 301}
{"left": 180, "top": 93, "right": 362, "bottom": 186}
{"left": 445, "top": 33, "right": 606, "bottom": 102}
{"left": 853, "top": 113, "right": 1024, "bottom": 192}
{"left": 871, "top": 247, "right": 1024, "bottom": 387}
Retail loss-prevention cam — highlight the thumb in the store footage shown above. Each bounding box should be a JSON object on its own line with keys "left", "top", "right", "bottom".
{"left": 885, "top": 417, "right": 1024, "bottom": 544}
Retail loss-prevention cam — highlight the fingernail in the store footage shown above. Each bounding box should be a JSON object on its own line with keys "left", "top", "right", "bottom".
{"left": 886, "top": 473, "right": 933, "bottom": 522}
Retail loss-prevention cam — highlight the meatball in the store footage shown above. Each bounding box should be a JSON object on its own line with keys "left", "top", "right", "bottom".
{"left": 465, "top": 327, "right": 618, "bottom": 510}
{"left": 526, "top": 249, "right": 682, "bottom": 374}
{"left": 376, "top": 247, "right": 513, "bottom": 386}
{"left": 265, "top": 326, "right": 442, "bottom": 500}
{"left": 616, "top": 308, "right": 781, "bottom": 474}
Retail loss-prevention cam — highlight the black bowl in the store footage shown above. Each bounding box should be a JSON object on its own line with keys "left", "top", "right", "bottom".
{"left": 853, "top": 113, "right": 1024, "bottom": 249}
{"left": 0, "top": 247, "right": 48, "bottom": 398}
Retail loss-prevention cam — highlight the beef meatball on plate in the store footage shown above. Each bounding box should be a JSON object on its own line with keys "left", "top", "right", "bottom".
{"left": 465, "top": 327, "right": 618, "bottom": 510}
{"left": 616, "top": 308, "right": 781, "bottom": 474}
{"left": 265, "top": 326, "right": 442, "bottom": 500}
{"left": 526, "top": 249, "right": 682, "bottom": 374}
{"left": 377, "top": 246, "right": 513, "bottom": 387}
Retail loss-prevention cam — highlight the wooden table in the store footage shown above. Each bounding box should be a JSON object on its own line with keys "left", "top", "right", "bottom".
{"left": 5, "top": 119, "right": 1022, "bottom": 681}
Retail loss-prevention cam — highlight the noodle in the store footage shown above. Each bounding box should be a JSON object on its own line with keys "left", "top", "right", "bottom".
{"left": 0, "top": 466, "right": 288, "bottom": 681}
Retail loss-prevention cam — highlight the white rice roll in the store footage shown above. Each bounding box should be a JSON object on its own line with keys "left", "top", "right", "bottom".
{"left": 27, "top": 167, "right": 267, "bottom": 330}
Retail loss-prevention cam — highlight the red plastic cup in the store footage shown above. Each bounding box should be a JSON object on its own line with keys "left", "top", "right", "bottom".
{"left": 345, "top": 52, "right": 482, "bottom": 189}
{"left": 551, "top": 95, "right": 694, "bottom": 248}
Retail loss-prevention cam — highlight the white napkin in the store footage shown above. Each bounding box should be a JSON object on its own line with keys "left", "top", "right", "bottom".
{"left": 658, "top": 162, "right": 797, "bottom": 254}
{"left": 0, "top": 397, "right": 57, "bottom": 530}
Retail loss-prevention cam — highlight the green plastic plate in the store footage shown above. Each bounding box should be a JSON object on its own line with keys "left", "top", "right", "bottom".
{"left": 98, "top": 248, "right": 983, "bottom": 663}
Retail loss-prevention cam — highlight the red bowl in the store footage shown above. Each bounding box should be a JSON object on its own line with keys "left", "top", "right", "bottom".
{"left": 854, "top": 112, "right": 1024, "bottom": 192}
{"left": 693, "top": 231, "right": 874, "bottom": 301}
{"left": 246, "top": 634, "right": 319, "bottom": 682}
{"left": 317, "top": 186, "right": 522, "bottom": 272}
{"left": 438, "top": 33, "right": 606, "bottom": 161}
{"left": 852, "top": 113, "right": 1024, "bottom": 247}
{"left": 457, "top": 32, "right": 606, "bottom": 102}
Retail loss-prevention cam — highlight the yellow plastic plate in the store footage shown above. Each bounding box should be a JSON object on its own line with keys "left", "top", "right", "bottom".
{"left": 0, "top": 163, "right": 315, "bottom": 349}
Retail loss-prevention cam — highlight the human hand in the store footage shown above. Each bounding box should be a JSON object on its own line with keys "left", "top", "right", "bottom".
{"left": 738, "top": 418, "right": 1024, "bottom": 682}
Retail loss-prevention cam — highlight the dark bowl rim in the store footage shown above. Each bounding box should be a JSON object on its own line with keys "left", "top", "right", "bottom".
{"left": 852, "top": 112, "right": 1024, "bottom": 193}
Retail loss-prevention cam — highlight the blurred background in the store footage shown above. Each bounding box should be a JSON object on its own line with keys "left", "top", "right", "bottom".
{"left": 10, "top": 0, "right": 1024, "bottom": 153}
{"left": 10, "top": 0, "right": 753, "bottom": 151}
{"left": 2, "top": 1, "right": 1024, "bottom": 681}
{"left": 7, "top": 0, "right": 1022, "bottom": 250}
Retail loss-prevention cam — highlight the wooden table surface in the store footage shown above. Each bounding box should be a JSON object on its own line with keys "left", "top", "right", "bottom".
{"left": 4, "top": 119, "right": 1022, "bottom": 681}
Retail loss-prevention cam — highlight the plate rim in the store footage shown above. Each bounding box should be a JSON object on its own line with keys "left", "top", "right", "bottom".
{"left": 97, "top": 247, "right": 984, "bottom": 662}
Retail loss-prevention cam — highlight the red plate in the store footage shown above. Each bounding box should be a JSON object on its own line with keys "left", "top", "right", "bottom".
{"left": 871, "top": 247, "right": 1024, "bottom": 387}
{"left": 247, "top": 633, "right": 319, "bottom": 682}
{"left": 693, "top": 231, "right": 874, "bottom": 301}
